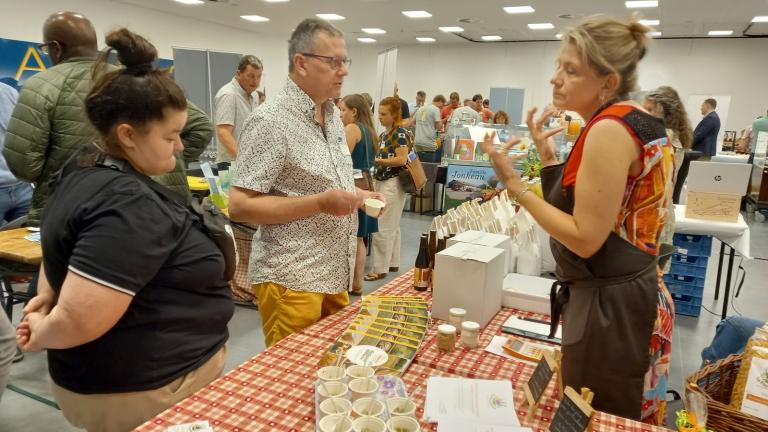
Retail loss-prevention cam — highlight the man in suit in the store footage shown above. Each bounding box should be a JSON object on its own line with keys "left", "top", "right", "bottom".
{"left": 692, "top": 98, "right": 720, "bottom": 159}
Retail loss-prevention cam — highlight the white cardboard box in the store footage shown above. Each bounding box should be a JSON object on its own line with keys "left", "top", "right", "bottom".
{"left": 502, "top": 273, "right": 554, "bottom": 315}
{"left": 433, "top": 242, "right": 505, "bottom": 328}
{"left": 446, "top": 230, "right": 512, "bottom": 275}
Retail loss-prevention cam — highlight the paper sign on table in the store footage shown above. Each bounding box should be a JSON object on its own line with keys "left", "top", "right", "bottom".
{"left": 166, "top": 421, "right": 213, "bottom": 432}
{"left": 424, "top": 377, "right": 520, "bottom": 426}
{"left": 437, "top": 418, "right": 533, "bottom": 432}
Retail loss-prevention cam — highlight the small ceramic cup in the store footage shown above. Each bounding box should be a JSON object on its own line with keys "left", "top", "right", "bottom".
{"left": 317, "top": 381, "right": 349, "bottom": 400}
{"left": 386, "top": 416, "right": 420, "bottom": 432}
{"left": 351, "top": 397, "right": 385, "bottom": 418}
{"left": 319, "top": 397, "right": 353, "bottom": 418}
{"left": 317, "top": 365, "right": 345, "bottom": 382}
{"left": 345, "top": 365, "right": 375, "bottom": 380}
{"left": 386, "top": 397, "right": 416, "bottom": 417}
{"left": 348, "top": 378, "right": 379, "bottom": 401}
{"left": 318, "top": 414, "right": 353, "bottom": 432}
{"left": 352, "top": 416, "right": 386, "bottom": 432}
{"left": 364, "top": 198, "right": 385, "bottom": 218}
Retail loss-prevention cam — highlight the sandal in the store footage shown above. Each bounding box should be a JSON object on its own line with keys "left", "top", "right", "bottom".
{"left": 350, "top": 286, "right": 364, "bottom": 296}
{"left": 388, "top": 267, "right": 399, "bottom": 272}
{"left": 364, "top": 272, "right": 386, "bottom": 281}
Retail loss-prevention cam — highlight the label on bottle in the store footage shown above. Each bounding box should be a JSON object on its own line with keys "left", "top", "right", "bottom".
{"left": 414, "top": 268, "right": 431, "bottom": 291}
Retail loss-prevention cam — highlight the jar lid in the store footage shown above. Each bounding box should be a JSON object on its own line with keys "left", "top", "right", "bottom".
{"left": 448, "top": 307, "right": 467, "bottom": 316}
{"left": 438, "top": 324, "right": 457, "bottom": 334}
{"left": 462, "top": 321, "right": 480, "bottom": 331}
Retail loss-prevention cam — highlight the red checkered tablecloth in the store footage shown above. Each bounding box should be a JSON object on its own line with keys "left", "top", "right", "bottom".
{"left": 136, "top": 270, "right": 670, "bottom": 432}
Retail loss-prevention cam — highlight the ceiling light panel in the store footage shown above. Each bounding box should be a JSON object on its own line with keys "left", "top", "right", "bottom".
{"left": 174, "top": 0, "right": 204, "bottom": 4}
{"left": 753, "top": 16, "right": 768, "bottom": 23}
{"left": 482, "top": 35, "right": 502, "bottom": 41}
{"left": 416, "top": 37, "right": 436, "bottom": 42}
{"left": 625, "top": 1, "right": 658, "bottom": 8}
{"left": 439, "top": 26, "right": 464, "bottom": 33}
{"left": 708, "top": 30, "right": 733, "bottom": 36}
{"left": 503, "top": 6, "right": 535, "bottom": 14}
{"left": 403, "top": 11, "right": 432, "bottom": 18}
{"left": 639, "top": 19, "right": 660, "bottom": 26}
{"left": 647, "top": 31, "right": 662, "bottom": 37}
{"left": 528, "top": 23, "right": 554, "bottom": 30}
{"left": 555, "top": 33, "right": 563, "bottom": 39}
{"left": 316, "top": 14, "right": 345, "bottom": 21}
{"left": 241, "top": 15, "right": 270, "bottom": 22}
{"left": 362, "top": 28, "right": 386, "bottom": 34}
{"left": 357, "top": 38, "right": 376, "bottom": 43}
{"left": 263, "top": 0, "right": 289, "bottom": 2}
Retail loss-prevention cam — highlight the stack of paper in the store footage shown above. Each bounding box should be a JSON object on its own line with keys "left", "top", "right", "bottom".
{"left": 317, "top": 296, "right": 430, "bottom": 375}
{"left": 424, "top": 377, "right": 526, "bottom": 431}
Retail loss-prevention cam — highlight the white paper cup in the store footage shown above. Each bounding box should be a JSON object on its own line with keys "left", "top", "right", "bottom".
{"left": 386, "top": 397, "right": 416, "bottom": 417}
{"left": 352, "top": 416, "right": 386, "bottom": 432}
{"left": 349, "top": 378, "right": 379, "bottom": 401}
{"left": 345, "top": 365, "right": 375, "bottom": 380}
{"left": 351, "top": 397, "right": 385, "bottom": 418}
{"left": 386, "top": 416, "right": 420, "bottom": 432}
{"left": 319, "top": 397, "right": 353, "bottom": 418}
{"left": 319, "top": 414, "right": 353, "bottom": 432}
{"left": 364, "top": 198, "right": 385, "bottom": 218}
{"left": 317, "top": 366, "right": 345, "bottom": 382}
{"left": 317, "top": 381, "right": 349, "bottom": 400}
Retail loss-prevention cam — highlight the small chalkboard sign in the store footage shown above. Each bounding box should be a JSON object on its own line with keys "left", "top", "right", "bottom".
{"left": 549, "top": 387, "right": 594, "bottom": 432}
{"left": 522, "top": 350, "right": 557, "bottom": 420}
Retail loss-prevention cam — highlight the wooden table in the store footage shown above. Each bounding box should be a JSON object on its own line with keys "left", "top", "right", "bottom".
{"left": 136, "top": 271, "right": 670, "bottom": 432}
{"left": 0, "top": 228, "right": 42, "bottom": 265}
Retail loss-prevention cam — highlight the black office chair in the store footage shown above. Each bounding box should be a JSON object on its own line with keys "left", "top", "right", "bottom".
{"left": 673, "top": 150, "right": 703, "bottom": 204}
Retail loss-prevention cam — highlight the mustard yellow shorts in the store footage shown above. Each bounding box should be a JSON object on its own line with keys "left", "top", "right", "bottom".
{"left": 254, "top": 282, "right": 349, "bottom": 347}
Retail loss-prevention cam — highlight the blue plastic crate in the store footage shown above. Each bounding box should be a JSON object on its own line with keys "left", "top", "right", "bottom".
{"left": 674, "top": 301, "right": 702, "bottom": 317}
{"left": 672, "top": 234, "right": 713, "bottom": 257}
{"left": 671, "top": 253, "right": 709, "bottom": 268}
{"left": 669, "top": 262, "right": 708, "bottom": 278}
{"left": 671, "top": 293, "right": 703, "bottom": 307}
{"left": 663, "top": 274, "right": 705, "bottom": 288}
{"left": 665, "top": 282, "right": 705, "bottom": 297}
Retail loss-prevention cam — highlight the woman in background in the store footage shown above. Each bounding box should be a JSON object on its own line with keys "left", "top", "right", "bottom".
{"left": 340, "top": 94, "right": 379, "bottom": 295}
{"left": 492, "top": 110, "right": 510, "bottom": 126}
{"left": 644, "top": 86, "right": 693, "bottom": 270}
{"left": 365, "top": 97, "right": 412, "bottom": 281}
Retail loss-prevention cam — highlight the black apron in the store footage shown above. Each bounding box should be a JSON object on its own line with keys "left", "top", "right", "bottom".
{"left": 541, "top": 137, "right": 660, "bottom": 421}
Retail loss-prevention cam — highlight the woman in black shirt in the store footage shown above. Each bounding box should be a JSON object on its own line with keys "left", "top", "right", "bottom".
{"left": 16, "top": 28, "right": 233, "bottom": 432}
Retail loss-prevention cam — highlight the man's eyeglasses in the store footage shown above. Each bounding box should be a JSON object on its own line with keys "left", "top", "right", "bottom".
{"left": 37, "top": 41, "right": 62, "bottom": 55}
{"left": 300, "top": 53, "right": 351, "bottom": 70}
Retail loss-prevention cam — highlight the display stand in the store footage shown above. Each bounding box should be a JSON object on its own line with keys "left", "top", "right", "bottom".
{"left": 523, "top": 350, "right": 557, "bottom": 422}
{"left": 549, "top": 386, "right": 595, "bottom": 432}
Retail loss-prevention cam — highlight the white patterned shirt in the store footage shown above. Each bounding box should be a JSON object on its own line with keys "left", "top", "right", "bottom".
{"left": 232, "top": 78, "right": 356, "bottom": 294}
{"left": 214, "top": 77, "right": 258, "bottom": 163}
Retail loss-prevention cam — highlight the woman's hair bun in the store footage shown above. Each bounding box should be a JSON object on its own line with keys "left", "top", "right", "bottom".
{"left": 105, "top": 28, "right": 157, "bottom": 68}
{"left": 627, "top": 19, "right": 650, "bottom": 59}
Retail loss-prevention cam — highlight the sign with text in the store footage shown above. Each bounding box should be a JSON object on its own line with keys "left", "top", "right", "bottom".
{"left": 444, "top": 163, "right": 501, "bottom": 210}
{"left": 549, "top": 387, "right": 594, "bottom": 432}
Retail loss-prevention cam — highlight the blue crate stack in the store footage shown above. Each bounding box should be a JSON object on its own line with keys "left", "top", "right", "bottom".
{"left": 665, "top": 234, "right": 713, "bottom": 317}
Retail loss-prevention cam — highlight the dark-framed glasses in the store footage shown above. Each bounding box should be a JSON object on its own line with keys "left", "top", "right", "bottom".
{"left": 37, "top": 41, "right": 62, "bottom": 55}
{"left": 300, "top": 53, "right": 352, "bottom": 70}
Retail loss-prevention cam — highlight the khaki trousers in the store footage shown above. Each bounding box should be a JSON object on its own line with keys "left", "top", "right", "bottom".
{"left": 51, "top": 345, "right": 227, "bottom": 432}
{"left": 372, "top": 177, "right": 407, "bottom": 274}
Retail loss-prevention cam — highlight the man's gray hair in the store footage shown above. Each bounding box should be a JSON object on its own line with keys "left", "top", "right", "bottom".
{"left": 288, "top": 18, "right": 344, "bottom": 72}
{"left": 238, "top": 54, "right": 262, "bottom": 72}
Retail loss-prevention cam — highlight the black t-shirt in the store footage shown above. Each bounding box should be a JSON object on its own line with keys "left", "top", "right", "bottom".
{"left": 41, "top": 165, "right": 233, "bottom": 394}
{"left": 399, "top": 97, "right": 410, "bottom": 119}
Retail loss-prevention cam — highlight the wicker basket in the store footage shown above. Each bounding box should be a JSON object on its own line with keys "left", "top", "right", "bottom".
{"left": 685, "top": 353, "right": 768, "bottom": 432}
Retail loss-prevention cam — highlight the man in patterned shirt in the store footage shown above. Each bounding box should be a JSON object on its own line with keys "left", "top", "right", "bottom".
{"left": 229, "top": 18, "right": 385, "bottom": 347}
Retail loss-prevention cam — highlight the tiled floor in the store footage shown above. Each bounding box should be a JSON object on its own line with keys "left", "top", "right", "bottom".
{"left": 1, "top": 209, "right": 766, "bottom": 431}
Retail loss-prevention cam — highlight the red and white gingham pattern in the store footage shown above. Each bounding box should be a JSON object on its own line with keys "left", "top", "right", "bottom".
{"left": 136, "top": 270, "right": 669, "bottom": 432}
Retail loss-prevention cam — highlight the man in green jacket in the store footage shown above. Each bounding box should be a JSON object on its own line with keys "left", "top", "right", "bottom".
{"left": 3, "top": 11, "right": 213, "bottom": 226}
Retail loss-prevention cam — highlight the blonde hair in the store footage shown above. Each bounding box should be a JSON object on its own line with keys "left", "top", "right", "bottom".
{"left": 562, "top": 15, "right": 650, "bottom": 101}
{"left": 644, "top": 86, "right": 693, "bottom": 149}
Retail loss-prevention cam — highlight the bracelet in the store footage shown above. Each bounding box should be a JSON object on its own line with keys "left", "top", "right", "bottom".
{"left": 514, "top": 187, "right": 531, "bottom": 202}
